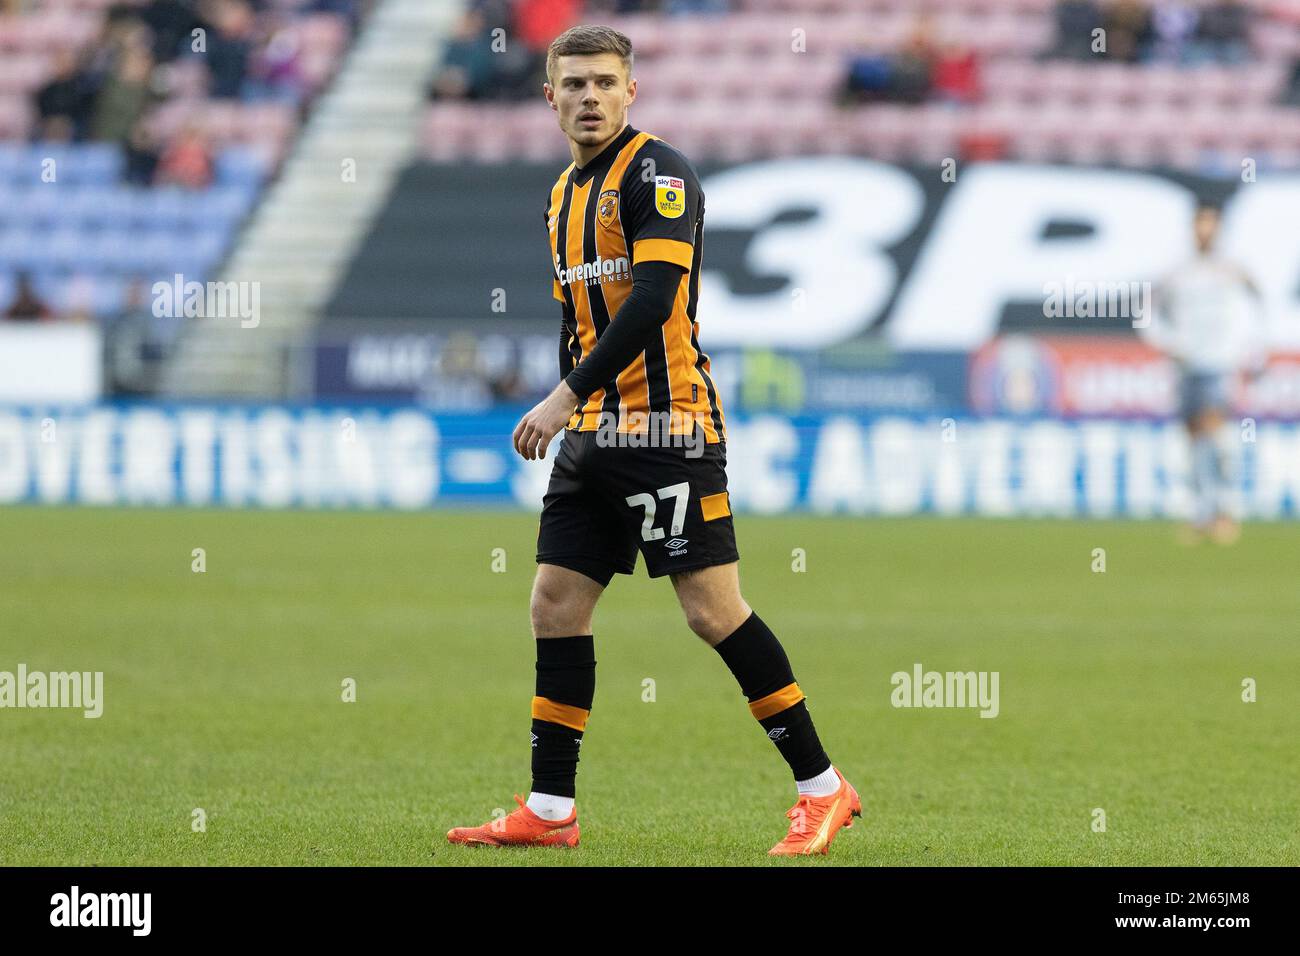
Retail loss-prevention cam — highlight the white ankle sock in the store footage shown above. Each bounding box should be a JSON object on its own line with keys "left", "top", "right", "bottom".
{"left": 796, "top": 765, "right": 840, "bottom": 798}
{"left": 526, "top": 791, "right": 575, "bottom": 821}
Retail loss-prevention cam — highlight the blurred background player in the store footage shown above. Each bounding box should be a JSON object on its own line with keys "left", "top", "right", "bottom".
{"left": 1144, "top": 203, "right": 1267, "bottom": 544}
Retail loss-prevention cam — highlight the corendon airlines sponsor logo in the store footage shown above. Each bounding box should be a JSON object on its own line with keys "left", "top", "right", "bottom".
{"left": 555, "top": 252, "right": 631, "bottom": 288}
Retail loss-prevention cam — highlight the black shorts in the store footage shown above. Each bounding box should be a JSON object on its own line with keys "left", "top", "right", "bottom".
{"left": 536, "top": 429, "right": 739, "bottom": 586}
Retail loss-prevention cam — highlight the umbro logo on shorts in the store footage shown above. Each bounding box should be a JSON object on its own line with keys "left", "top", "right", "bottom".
{"left": 665, "top": 537, "right": 689, "bottom": 557}
{"left": 767, "top": 727, "right": 787, "bottom": 740}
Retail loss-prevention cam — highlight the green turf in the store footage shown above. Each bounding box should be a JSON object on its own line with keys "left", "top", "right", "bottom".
{"left": 1, "top": 507, "right": 1296, "bottom": 866}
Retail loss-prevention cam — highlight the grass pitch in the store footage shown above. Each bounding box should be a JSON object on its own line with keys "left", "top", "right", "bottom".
{"left": 1, "top": 507, "right": 1296, "bottom": 866}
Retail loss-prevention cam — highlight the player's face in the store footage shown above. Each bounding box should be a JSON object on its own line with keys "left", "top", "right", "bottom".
{"left": 1194, "top": 208, "right": 1220, "bottom": 252}
{"left": 546, "top": 53, "right": 635, "bottom": 149}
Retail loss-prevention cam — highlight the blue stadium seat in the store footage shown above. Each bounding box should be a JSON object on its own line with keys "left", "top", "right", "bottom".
{"left": 0, "top": 144, "right": 31, "bottom": 185}
{"left": 0, "top": 227, "right": 38, "bottom": 269}
{"left": 215, "top": 147, "right": 268, "bottom": 188}
{"left": 67, "top": 143, "right": 125, "bottom": 185}
{"left": 45, "top": 228, "right": 85, "bottom": 269}
{"left": 15, "top": 187, "right": 64, "bottom": 228}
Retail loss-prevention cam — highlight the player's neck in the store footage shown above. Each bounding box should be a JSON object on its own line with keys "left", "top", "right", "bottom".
{"left": 572, "top": 122, "right": 630, "bottom": 170}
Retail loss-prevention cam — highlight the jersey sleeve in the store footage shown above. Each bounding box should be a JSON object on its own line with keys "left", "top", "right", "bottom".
{"left": 619, "top": 140, "right": 701, "bottom": 272}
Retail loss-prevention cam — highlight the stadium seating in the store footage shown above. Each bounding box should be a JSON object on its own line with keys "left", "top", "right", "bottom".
{"left": 0, "top": 0, "right": 358, "bottom": 320}
{"left": 423, "top": 0, "right": 1300, "bottom": 170}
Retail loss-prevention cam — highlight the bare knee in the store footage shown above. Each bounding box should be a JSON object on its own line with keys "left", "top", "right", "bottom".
{"left": 530, "top": 580, "right": 587, "bottom": 637}
{"left": 530, "top": 566, "right": 602, "bottom": 637}
{"left": 677, "top": 588, "right": 751, "bottom": 645}
{"left": 672, "top": 564, "right": 751, "bottom": 644}
{"left": 682, "top": 602, "right": 732, "bottom": 643}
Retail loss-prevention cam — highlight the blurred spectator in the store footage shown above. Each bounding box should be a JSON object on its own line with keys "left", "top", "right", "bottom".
{"left": 493, "top": 0, "right": 575, "bottom": 99}
{"left": 841, "top": 18, "right": 983, "bottom": 107}
{"left": 125, "top": 119, "right": 162, "bottom": 186}
{"left": 841, "top": 54, "right": 893, "bottom": 103}
{"left": 244, "top": 15, "right": 308, "bottom": 103}
{"left": 1283, "top": 59, "right": 1300, "bottom": 108}
{"left": 1104, "top": 0, "right": 1152, "bottom": 64}
{"left": 309, "top": 0, "right": 364, "bottom": 30}
{"left": 200, "top": 0, "right": 256, "bottom": 99}
{"left": 430, "top": 0, "right": 577, "bottom": 102}
{"left": 4, "top": 273, "right": 53, "bottom": 322}
{"left": 514, "top": 0, "right": 580, "bottom": 53}
{"left": 141, "top": 0, "right": 203, "bottom": 63}
{"left": 1051, "top": 0, "right": 1104, "bottom": 60}
{"left": 664, "top": 0, "right": 729, "bottom": 13}
{"left": 90, "top": 40, "right": 157, "bottom": 143}
{"left": 890, "top": 20, "right": 936, "bottom": 104}
{"left": 36, "top": 51, "right": 94, "bottom": 140}
{"left": 1194, "top": 0, "right": 1252, "bottom": 65}
{"left": 155, "top": 124, "right": 214, "bottom": 189}
{"left": 106, "top": 277, "right": 184, "bottom": 395}
{"left": 1053, "top": 0, "right": 1253, "bottom": 66}
{"left": 39, "top": 116, "right": 78, "bottom": 143}
{"left": 429, "top": 10, "right": 496, "bottom": 100}
{"left": 1146, "top": 1, "right": 1199, "bottom": 64}
{"left": 931, "top": 42, "right": 981, "bottom": 105}
{"left": 584, "top": 0, "right": 665, "bottom": 12}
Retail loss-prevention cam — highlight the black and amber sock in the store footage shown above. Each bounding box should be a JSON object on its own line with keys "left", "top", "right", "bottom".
{"left": 713, "top": 612, "right": 831, "bottom": 781}
{"left": 530, "top": 634, "right": 596, "bottom": 799}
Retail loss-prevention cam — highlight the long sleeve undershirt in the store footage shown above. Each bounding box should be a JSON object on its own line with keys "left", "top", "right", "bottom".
{"left": 561, "top": 259, "right": 685, "bottom": 402}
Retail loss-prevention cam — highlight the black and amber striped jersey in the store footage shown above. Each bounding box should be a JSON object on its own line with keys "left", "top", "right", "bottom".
{"left": 545, "top": 123, "right": 725, "bottom": 443}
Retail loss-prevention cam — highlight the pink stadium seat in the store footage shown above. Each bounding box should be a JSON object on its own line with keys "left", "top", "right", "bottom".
{"left": 0, "top": 93, "right": 32, "bottom": 139}
{"left": 1090, "top": 63, "right": 1141, "bottom": 106}
{"left": 608, "top": 15, "right": 673, "bottom": 59}
{"left": 160, "top": 58, "right": 210, "bottom": 99}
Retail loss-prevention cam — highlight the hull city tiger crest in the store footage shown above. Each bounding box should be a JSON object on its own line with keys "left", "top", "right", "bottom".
{"left": 597, "top": 189, "right": 619, "bottom": 228}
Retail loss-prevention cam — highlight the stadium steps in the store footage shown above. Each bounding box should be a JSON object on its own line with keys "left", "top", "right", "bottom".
{"left": 160, "top": 0, "right": 462, "bottom": 399}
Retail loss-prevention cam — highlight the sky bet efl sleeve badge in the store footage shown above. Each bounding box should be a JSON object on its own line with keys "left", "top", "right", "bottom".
{"left": 654, "top": 175, "right": 685, "bottom": 219}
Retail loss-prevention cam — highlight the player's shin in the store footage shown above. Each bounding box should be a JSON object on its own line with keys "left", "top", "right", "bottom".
{"left": 712, "top": 612, "right": 836, "bottom": 795}
{"left": 1191, "top": 433, "right": 1219, "bottom": 526}
{"left": 529, "top": 635, "right": 596, "bottom": 818}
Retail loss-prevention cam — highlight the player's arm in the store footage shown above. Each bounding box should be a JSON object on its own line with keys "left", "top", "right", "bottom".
{"left": 562, "top": 260, "right": 683, "bottom": 399}
{"left": 565, "top": 146, "right": 699, "bottom": 399}
{"left": 1139, "top": 274, "right": 1175, "bottom": 354}
{"left": 515, "top": 263, "right": 683, "bottom": 460}
{"left": 1233, "top": 262, "right": 1270, "bottom": 379}
{"left": 561, "top": 146, "right": 699, "bottom": 401}
{"left": 514, "top": 147, "right": 701, "bottom": 460}
{"left": 514, "top": 208, "right": 582, "bottom": 460}
{"left": 1232, "top": 262, "right": 1262, "bottom": 300}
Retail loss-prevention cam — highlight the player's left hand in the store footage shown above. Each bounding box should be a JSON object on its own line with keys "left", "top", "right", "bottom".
{"left": 513, "top": 382, "right": 579, "bottom": 460}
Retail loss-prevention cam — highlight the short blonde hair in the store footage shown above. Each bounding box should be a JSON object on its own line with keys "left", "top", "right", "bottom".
{"left": 546, "top": 25, "right": 633, "bottom": 85}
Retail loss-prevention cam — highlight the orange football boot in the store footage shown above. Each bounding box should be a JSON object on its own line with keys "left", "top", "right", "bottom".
{"left": 768, "top": 768, "right": 861, "bottom": 856}
{"left": 446, "top": 794, "right": 580, "bottom": 848}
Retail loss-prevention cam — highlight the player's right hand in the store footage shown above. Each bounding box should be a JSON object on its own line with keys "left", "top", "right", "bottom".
{"left": 512, "top": 381, "right": 579, "bottom": 460}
